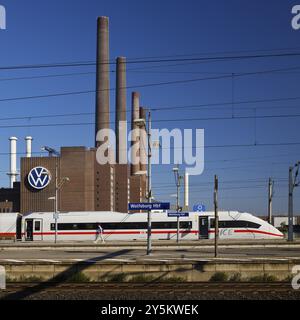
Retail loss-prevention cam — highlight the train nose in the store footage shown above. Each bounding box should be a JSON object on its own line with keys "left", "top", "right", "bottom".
{"left": 272, "top": 226, "right": 284, "bottom": 238}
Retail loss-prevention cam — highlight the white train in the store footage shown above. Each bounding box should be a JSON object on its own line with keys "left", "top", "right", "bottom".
{"left": 0, "top": 210, "right": 283, "bottom": 241}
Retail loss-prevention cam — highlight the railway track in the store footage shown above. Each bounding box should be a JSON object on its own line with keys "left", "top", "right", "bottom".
{"left": 3, "top": 281, "right": 295, "bottom": 292}
{"left": 1, "top": 282, "right": 299, "bottom": 300}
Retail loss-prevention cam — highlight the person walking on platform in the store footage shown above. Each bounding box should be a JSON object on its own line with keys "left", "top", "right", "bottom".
{"left": 94, "top": 223, "right": 105, "bottom": 244}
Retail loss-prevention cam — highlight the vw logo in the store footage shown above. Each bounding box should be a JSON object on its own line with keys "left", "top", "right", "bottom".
{"left": 28, "top": 167, "right": 51, "bottom": 190}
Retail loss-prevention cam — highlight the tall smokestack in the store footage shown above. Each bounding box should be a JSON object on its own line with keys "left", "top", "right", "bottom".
{"left": 131, "top": 92, "right": 140, "bottom": 175}
{"left": 139, "top": 107, "right": 147, "bottom": 174}
{"left": 184, "top": 171, "right": 189, "bottom": 210}
{"left": 95, "top": 16, "right": 110, "bottom": 148}
{"left": 25, "top": 136, "right": 33, "bottom": 158}
{"left": 115, "top": 57, "right": 127, "bottom": 164}
{"left": 8, "top": 137, "right": 18, "bottom": 188}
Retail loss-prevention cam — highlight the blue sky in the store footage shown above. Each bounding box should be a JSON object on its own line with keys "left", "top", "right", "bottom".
{"left": 0, "top": 0, "right": 300, "bottom": 215}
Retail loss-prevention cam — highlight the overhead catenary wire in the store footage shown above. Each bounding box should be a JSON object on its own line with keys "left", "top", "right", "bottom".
{"left": 1, "top": 94, "right": 300, "bottom": 122}
{"left": 0, "top": 111, "right": 298, "bottom": 127}
{"left": 1, "top": 64, "right": 300, "bottom": 104}
{"left": 4, "top": 65, "right": 300, "bottom": 83}
{"left": 2, "top": 51, "right": 300, "bottom": 71}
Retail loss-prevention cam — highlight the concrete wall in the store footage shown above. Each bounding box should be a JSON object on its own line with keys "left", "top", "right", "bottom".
{"left": 3, "top": 260, "right": 300, "bottom": 282}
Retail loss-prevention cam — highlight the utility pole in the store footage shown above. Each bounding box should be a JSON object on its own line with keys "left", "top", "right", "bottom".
{"left": 55, "top": 160, "right": 58, "bottom": 244}
{"left": 146, "top": 110, "right": 152, "bottom": 255}
{"left": 288, "top": 162, "right": 300, "bottom": 242}
{"left": 51, "top": 159, "right": 70, "bottom": 244}
{"left": 176, "top": 171, "right": 180, "bottom": 243}
{"left": 288, "top": 166, "right": 293, "bottom": 242}
{"left": 268, "top": 178, "right": 274, "bottom": 225}
{"left": 214, "top": 175, "right": 219, "bottom": 258}
{"left": 173, "top": 164, "right": 182, "bottom": 243}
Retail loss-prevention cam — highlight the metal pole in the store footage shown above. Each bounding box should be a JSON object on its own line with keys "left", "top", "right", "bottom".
{"left": 147, "top": 111, "right": 152, "bottom": 255}
{"left": 176, "top": 173, "right": 180, "bottom": 243}
{"left": 268, "top": 178, "right": 273, "bottom": 225}
{"left": 214, "top": 175, "right": 219, "bottom": 257}
{"left": 55, "top": 160, "right": 58, "bottom": 244}
{"left": 288, "top": 166, "right": 294, "bottom": 242}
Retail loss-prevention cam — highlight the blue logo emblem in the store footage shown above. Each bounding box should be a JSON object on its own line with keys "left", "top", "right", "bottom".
{"left": 193, "top": 204, "right": 206, "bottom": 212}
{"left": 28, "top": 167, "right": 51, "bottom": 190}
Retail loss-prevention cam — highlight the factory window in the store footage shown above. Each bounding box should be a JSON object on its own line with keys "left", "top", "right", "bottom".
{"left": 50, "top": 221, "right": 193, "bottom": 231}
{"left": 210, "top": 220, "right": 261, "bottom": 229}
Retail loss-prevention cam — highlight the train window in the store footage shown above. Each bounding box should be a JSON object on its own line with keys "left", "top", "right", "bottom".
{"left": 50, "top": 221, "right": 193, "bottom": 231}
{"left": 179, "top": 221, "right": 192, "bottom": 229}
{"left": 34, "top": 221, "right": 41, "bottom": 231}
{"left": 210, "top": 220, "right": 261, "bottom": 229}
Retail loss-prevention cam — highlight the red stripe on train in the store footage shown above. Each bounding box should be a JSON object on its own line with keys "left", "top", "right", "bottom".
{"left": 234, "top": 229, "right": 283, "bottom": 237}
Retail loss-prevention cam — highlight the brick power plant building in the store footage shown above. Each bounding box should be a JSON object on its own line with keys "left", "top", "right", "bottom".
{"left": 0, "top": 17, "right": 147, "bottom": 214}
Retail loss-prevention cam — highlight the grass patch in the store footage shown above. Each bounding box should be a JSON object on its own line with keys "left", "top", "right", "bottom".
{"left": 56, "top": 272, "right": 91, "bottom": 283}
{"left": 284, "top": 274, "right": 294, "bottom": 282}
{"left": 7, "top": 275, "right": 44, "bottom": 283}
{"left": 248, "top": 274, "right": 278, "bottom": 282}
{"left": 106, "top": 273, "right": 127, "bottom": 282}
{"left": 161, "top": 276, "right": 185, "bottom": 283}
{"left": 229, "top": 273, "right": 242, "bottom": 282}
{"left": 102, "top": 274, "right": 184, "bottom": 283}
{"left": 66, "top": 272, "right": 90, "bottom": 283}
{"left": 209, "top": 272, "right": 229, "bottom": 282}
{"left": 129, "top": 275, "right": 157, "bottom": 283}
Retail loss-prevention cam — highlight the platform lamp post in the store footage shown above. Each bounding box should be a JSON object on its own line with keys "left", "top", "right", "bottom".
{"left": 214, "top": 175, "right": 219, "bottom": 258}
{"left": 147, "top": 111, "right": 153, "bottom": 255}
{"left": 173, "top": 165, "right": 183, "bottom": 243}
{"left": 48, "top": 163, "right": 70, "bottom": 244}
{"left": 288, "top": 161, "right": 300, "bottom": 242}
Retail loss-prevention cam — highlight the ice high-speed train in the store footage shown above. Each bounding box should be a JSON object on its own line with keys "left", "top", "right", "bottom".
{"left": 0, "top": 210, "right": 283, "bottom": 241}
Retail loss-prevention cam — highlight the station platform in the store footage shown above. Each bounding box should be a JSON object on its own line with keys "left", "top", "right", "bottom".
{"left": 1, "top": 239, "right": 299, "bottom": 249}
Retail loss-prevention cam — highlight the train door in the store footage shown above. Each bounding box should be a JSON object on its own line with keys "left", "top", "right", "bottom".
{"left": 25, "top": 219, "right": 33, "bottom": 241}
{"left": 199, "top": 217, "right": 209, "bottom": 239}
{"left": 33, "top": 219, "right": 43, "bottom": 241}
{"left": 25, "top": 219, "right": 43, "bottom": 241}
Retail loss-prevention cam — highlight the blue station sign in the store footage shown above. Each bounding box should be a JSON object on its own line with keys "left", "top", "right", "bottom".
{"left": 167, "top": 212, "right": 189, "bottom": 217}
{"left": 128, "top": 202, "right": 170, "bottom": 211}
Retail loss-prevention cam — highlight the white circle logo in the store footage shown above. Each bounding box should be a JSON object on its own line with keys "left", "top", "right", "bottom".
{"left": 28, "top": 167, "right": 51, "bottom": 190}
